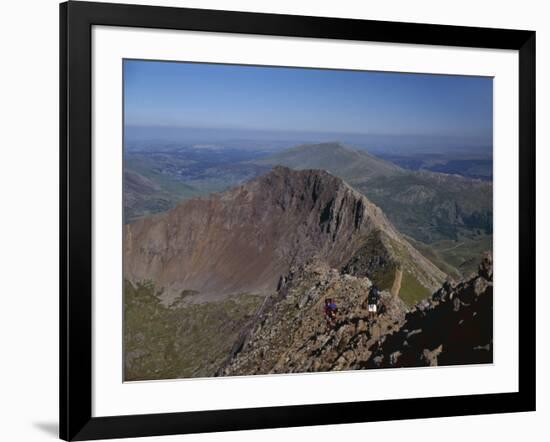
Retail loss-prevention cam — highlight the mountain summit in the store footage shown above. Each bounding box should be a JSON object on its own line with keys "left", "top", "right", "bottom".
{"left": 254, "top": 142, "right": 402, "bottom": 181}
{"left": 256, "top": 143, "right": 492, "bottom": 246}
{"left": 124, "top": 166, "right": 444, "bottom": 305}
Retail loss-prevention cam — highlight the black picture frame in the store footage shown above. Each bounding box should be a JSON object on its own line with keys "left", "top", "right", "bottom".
{"left": 60, "top": 1, "right": 536, "bottom": 440}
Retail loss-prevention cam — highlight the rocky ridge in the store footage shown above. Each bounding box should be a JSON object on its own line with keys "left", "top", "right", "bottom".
{"left": 125, "top": 166, "right": 444, "bottom": 304}
{"left": 219, "top": 261, "right": 408, "bottom": 376}
{"left": 219, "top": 253, "right": 493, "bottom": 376}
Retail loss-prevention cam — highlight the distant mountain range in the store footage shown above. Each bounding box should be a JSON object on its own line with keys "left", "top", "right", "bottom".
{"left": 377, "top": 152, "right": 493, "bottom": 181}
{"left": 124, "top": 125, "right": 492, "bottom": 155}
{"left": 124, "top": 149, "right": 268, "bottom": 222}
{"left": 125, "top": 142, "right": 492, "bottom": 279}
{"left": 254, "top": 142, "right": 401, "bottom": 180}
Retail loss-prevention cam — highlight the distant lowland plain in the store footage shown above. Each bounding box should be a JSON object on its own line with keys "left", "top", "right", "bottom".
{"left": 123, "top": 60, "right": 493, "bottom": 381}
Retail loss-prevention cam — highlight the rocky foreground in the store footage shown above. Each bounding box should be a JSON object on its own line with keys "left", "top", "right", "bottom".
{"left": 219, "top": 253, "right": 493, "bottom": 376}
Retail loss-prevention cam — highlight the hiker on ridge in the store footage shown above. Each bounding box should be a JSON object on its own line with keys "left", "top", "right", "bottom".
{"left": 367, "top": 285, "right": 380, "bottom": 320}
{"left": 324, "top": 298, "right": 338, "bottom": 329}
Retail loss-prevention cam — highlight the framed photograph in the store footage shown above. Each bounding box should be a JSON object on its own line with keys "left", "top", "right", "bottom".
{"left": 60, "top": 1, "right": 536, "bottom": 440}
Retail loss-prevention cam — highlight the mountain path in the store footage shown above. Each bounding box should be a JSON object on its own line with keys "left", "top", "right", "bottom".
{"left": 391, "top": 268, "right": 403, "bottom": 297}
{"left": 439, "top": 242, "right": 465, "bottom": 252}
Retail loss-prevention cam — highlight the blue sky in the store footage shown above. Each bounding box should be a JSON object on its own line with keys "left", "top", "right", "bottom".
{"left": 124, "top": 59, "right": 492, "bottom": 142}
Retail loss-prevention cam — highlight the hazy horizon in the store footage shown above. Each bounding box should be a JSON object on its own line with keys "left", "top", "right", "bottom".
{"left": 124, "top": 124, "right": 492, "bottom": 156}
{"left": 124, "top": 59, "right": 493, "bottom": 155}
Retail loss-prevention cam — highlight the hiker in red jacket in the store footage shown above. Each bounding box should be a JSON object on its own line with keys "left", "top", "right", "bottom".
{"left": 324, "top": 298, "right": 338, "bottom": 329}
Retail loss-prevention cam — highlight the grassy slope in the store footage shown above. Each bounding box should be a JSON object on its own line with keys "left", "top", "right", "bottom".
{"left": 399, "top": 270, "right": 431, "bottom": 307}
{"left": 124, "top": 280, "right": 263, "bottom": 381}
{"left": 405, "top": 234, "right": 492, "bottom": 280}
{"left": 404, "top": 235, "right": 462, "bottom": 280}
{"left": 430, "top": 235, "right": 493, "bottom": 279}
{"left": 254, "top": 142, "right": 402, "bottom": 181}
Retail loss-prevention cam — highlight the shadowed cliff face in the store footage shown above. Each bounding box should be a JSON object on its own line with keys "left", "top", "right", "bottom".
{"left": 365, "top": 252, "right": 493, "bottom": 368}
{"left": 124, "top": 166, "right": 444, "bottom": 304}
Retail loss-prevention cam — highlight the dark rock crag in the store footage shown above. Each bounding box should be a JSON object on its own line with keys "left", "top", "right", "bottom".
{"left": 365, "top": 252, "right": 493, "bottom": 368}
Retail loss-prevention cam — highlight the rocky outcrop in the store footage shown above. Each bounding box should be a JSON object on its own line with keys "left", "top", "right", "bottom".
{"left": 219, "top": 253, "right": 493, "bottom": 376}
{"left": 219, "top": 261, "right": 408, "bottom": 376}
{"left": 124, "top": 167, "right": 444, "bottom": 304}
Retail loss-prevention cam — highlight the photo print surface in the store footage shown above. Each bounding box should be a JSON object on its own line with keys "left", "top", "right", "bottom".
{"left": 123, "top": 59, "right": 493, "bottom": 381}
